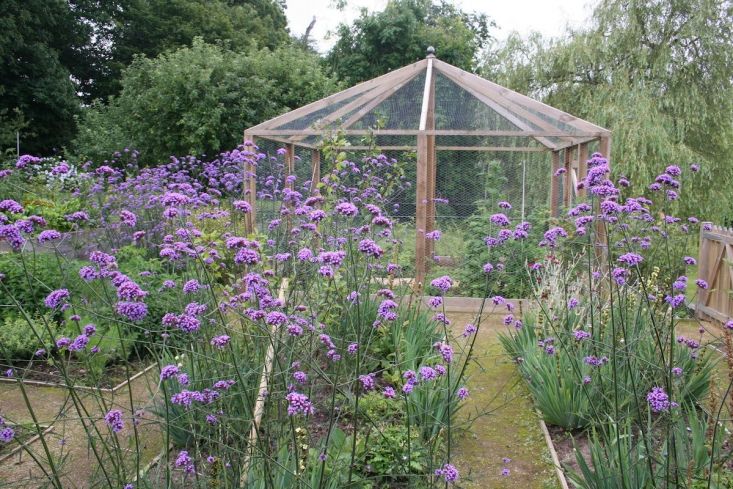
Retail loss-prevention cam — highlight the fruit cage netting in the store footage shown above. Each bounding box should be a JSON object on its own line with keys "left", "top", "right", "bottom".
{"left": 244, "top": 50, "right": 610, "bottom": 289}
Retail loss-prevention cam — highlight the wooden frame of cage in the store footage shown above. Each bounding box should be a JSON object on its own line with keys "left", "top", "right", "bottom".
{"left": 243, "top": 52, "right": 611, "bottom": 289}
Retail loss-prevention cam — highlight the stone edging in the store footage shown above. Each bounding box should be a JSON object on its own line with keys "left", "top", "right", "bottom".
{"left": 536, "top": 410, "right": 571, "bottom": 489}
{"left": 0, "top": 363, "right": 157, "bottom": 394}
{"left": 0, "top": 424, "right": 55, "bottom": 464}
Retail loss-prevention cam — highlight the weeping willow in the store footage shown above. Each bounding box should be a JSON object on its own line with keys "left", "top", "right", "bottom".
{"left": 484, "top": 0, "right": 733, "bottom": 222}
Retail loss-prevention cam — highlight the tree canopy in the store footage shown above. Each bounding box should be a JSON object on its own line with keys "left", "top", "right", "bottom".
{"left": 326, "top": 0, "right": 494, "bottom": 84}
{"left": 73, "top": 40, "right": 340, "bottom": 162}
{"left": 485, "top": 0, "right": 733, "bottom": 221}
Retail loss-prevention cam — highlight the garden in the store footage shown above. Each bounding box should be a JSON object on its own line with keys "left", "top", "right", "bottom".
{"left": 3, "top": 1, "right": 733, "bottom": 488}
{"left": 1, "top": 138, "right": 731, "bottom": 488}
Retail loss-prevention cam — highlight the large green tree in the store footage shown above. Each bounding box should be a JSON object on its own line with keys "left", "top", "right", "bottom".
{"left": 0, "top": 0, "right": 93, "bottom": 154}
{"left": 73, "top": 39, "right": 340, "bottom": 162}
{"left": 326, "top": 0, "right": 494, "bottom": 84}
{"left": 484, "top": 0, "right": 733, "bottom": 221}
{"left": 95, "top": 0, "right": 290, "bottom": 100}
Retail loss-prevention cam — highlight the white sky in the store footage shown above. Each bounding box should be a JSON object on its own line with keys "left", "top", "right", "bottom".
{"left": 284, "top": 0, "right": 598, "bottom": 53}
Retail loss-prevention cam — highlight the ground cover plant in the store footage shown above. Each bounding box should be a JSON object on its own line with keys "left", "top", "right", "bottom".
{"left": 0, "top": 145, "right": 496, "bottom": 488}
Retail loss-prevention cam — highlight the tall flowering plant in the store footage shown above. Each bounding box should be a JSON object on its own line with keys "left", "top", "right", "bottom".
{"left": 0, "top": 143, "right": 499, "bottom": 488}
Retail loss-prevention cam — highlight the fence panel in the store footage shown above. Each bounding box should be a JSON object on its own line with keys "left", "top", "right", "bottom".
{"left": 696, "top": 222, "right": 733, "bottom": 323}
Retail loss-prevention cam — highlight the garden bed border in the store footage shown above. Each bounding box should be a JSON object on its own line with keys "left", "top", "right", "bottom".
{"left": 0, "top": 363, "right": 157, "bottom": 394}
{"left": 0, "top": 424, "right": 55, "bottom": 464}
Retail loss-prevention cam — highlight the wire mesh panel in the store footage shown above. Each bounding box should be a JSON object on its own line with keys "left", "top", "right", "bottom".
{"left": 434, "top": 150, "right": 552, "bottom": 224}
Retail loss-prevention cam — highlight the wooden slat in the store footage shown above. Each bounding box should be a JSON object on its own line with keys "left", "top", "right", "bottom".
{"left": 563, "top": 148, "right": 572, "bottom": 207}
{"left": 415, "top": 134, "right": 429, "bottom": 291}
{"left": 577, "top": 143, "right": 589, "bottom": 198}
{"left": 249, "top": 129, "right": 603, "bottom": 137}
{"left": 437, "top": 65, "right": 558, "bottom": 149}
{"left": 310, "top": 150, "right": 321, "bottom": 195}
{"left": 247, "top": 60, "right": 427, "bottom": 131}
{"left": 312, "top": 145, "right": 547, "bottom": 152}
{"left": 550, "top": 151, "right": 561, "bottom": 217}
{"left": 599, "top": 135, "right": 611, "bottom": 162}
{"left": 432, "top": 59, "right": 610, "bottom": 135}
{"left": 243, "top": 132, "right": 257, "bottom": 233}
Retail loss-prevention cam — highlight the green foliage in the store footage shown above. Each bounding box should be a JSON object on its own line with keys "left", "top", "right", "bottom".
{"left": 0, "top": 313, "right": 56, "bottom": 361}
{"left": 326, "top": 0, "right": 494, "bottom": 84}
{"left": 485, "top": 0, "right": 733, "bottom": 222}
{"left": 74, "top": 39, "right": 340, "bottom": 162}
{"left": 361, "top": 424, "right": 428, "bottom": 482}
{"left": 0, "top": 0, "right": 83, "bottom": 154}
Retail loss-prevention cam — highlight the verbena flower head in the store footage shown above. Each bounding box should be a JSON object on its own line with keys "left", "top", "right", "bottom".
{"left": 104, "top": 409, "right": 124, "bottom": 433}
{"left": 45, "top": 289, "right": 70, "bottom": 309}
{"left": 430, "top": 275, "right": 453, "bottom": 293}
{"left": 647, "top": 386, "right": 672, "bottom": 413}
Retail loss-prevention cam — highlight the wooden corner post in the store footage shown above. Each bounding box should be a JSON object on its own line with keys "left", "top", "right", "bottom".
{"left": 550, "top": 151, "right": 561, "bottom": 217}
{"left": 243, "top": 131, "right": 257, "bottom": 234}
{"left": 415, "top": 134, "right": 429, "bottom": 290}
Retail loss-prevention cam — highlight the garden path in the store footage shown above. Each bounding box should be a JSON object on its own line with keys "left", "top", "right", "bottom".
{"left": 0, "top": 370, "right": 163, "bottom": 488}
{"left": 449, "top": 312, "right": 559, "bottom": 489}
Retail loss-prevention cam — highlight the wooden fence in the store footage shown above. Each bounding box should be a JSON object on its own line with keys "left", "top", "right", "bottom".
{"left": 696, "top": 222, "right": 733, "bottom": 323}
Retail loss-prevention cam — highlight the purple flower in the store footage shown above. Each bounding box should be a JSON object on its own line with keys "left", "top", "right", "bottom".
{"left": 0, "top": 427, "right": 15, "bottom": 443}
{"left": 293, "top": 371, "right": 308, "bottom": 384}
{"left": 358, "top": 239, "right": 383, "bottom": 258}
{"left": 568, "top": 298, "right": 579, "bottom": 310}
{"left": 683, "top": 256, "right": 697, "bottom": 265}
{"left": 44, "top": 289, "right": 70, "bottom": 309}
{"left": 334, "top": 202, "right": 358, "bottom": 217}
{"left": 359, "top": 373, "right": 376, "bottom": 391}
{"left": 647, "top": 386, "right": 671, "bottom": 413}
{"left": 574, "top": 330, "right": 591, "bottom": 341}
{"left": 501, "top": 468, "right": 510, "bottom": 476}
{"left": 68, "top": 334, "right": 89, "bottom": 352}
{"left": 0, "top": 199, "right": 23, "bottom": 214}
{"left": 182, "top": 279, "right": 201, "bottom": 294}
{"left": 210, "top": 335, "right": 230, "bottom": 348}
{"left": 434, "top": 342, "right": 453, "bottom": 363}
{"left": 38, "top": 230, "right": 61, "bottom": 243}
{"left": 665, "top": 294, "right": 685, "bottom": 308}
{"left": 672, "top": 367, "right": 683, "bottom": 377}
{"left": 425, "top": 230, "right": 441, "bottom": 241}
{"left": 119, "top": 210, "right": 137, "bottom": 227}
{"left": 430, "top": 275, "right": 453, "bottom": 293}
{"left": 457, "top": 387, "right": 469, "bottom": 400}
{"left": 383, "top": 386, "right": 396, "bottom": 398}
{"left": 435, "top": 463, "right": 459, "bottom": 483}
{"left": 490, "top": 213, "right": 510, "bottom": 227}
{"left": 690, "top": 163, "right": 700, "bottom": 172}
{"left": 160, "top": 365, "right": 180, "bottom": 380}
{"left": 116, "top": 301, "right": 148, "bottom": 321}
{"left": 286, "top": 392, "right": 315, "bottom": 416}
{"left": 175, "top": 450, "right": 194, "bottom": 473}
{"left": 617, "top": 253, "right": 643, "bottom": 266}
{"left": 104, "top": 409, "right": 124, "bottom": 433}
{"left": 83, "top": 324, "right": 97, "bottom": 336}
{"left": 233, "top": 200, "right": 252, "bottom": 213}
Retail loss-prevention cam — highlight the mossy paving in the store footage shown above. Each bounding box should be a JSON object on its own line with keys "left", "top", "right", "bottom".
{"left": 449, "top": 313, "right": 559, "bottom": 489}
{"left": 0, "top": 372, "right": 164, "bottom": 488}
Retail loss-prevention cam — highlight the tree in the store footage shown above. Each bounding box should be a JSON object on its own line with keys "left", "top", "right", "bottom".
{"left": 73, "top": 40, "right": 340, "bottom": 162}
{"left": 326, "top": 0, "right": 494, "bottom": 84}
{"left": 87, "top": 0, "right": 291, "bottom": 100}
{"left": 0, "top": 0, "right": 88, "bottom": 155}
{"left": 485, "top": 0, "right": 733, "bottom": 222}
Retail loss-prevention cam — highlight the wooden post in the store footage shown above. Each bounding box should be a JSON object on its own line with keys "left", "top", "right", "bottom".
{"left": 243, "top": 131, "right": 257, "bottom": 234}
{"left": 599, "top": 135, "right": 611, "bottom": 162}
{"left": 310, "top": 149, "right": 321, "bottom": 196}
{"left": 577, "top": 143, "right": 589, "bottom": 198}
{"left": 697, "top": 222, "right": 713, "bottom": 319}
{"left": 285, "top": 143, "right": 295, "bottom": 188}
{"left": 563, "top": 147, "right": 573, "bottom": 208}
{"left": 415, "top": 134, "right": 429, "bottom": 290}
{"left": 425, "top": 64, "right": 437, "bottom": 260}
{"left": 550, "top": 151, "right": 561, "bottom": 218}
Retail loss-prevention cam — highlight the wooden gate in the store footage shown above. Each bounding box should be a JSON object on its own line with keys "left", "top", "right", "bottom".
{"left": 696, "top": 222, "right": 733, "bottom": 323}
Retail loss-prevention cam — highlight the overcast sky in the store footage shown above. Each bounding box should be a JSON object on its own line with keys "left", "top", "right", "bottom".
{"left": 284, "top": 0, "right": 598, "bottom": 53}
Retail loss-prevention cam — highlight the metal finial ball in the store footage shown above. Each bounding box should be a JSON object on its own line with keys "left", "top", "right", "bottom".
{"left": 426, "top": 46, "right": 436, "bottom": 56}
